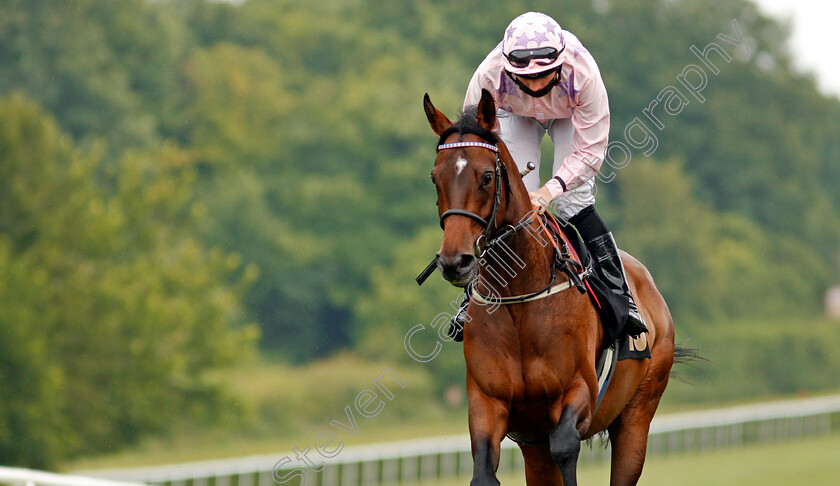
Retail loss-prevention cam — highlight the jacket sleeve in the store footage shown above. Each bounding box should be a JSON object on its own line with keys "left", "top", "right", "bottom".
{"left": 544, "top": 71, "right": 610, "bottom": 198}
{"left": 464, "top": 68, "right": 485, "bottom": 109}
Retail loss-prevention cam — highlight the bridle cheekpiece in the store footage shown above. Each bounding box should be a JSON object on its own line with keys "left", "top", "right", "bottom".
{"left": 436, "top": 141, "right": 504, "bottom": 257}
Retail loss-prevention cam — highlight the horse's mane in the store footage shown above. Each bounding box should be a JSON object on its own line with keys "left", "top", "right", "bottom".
{"left": 437, "top": 105, "right": 500, "bottom": 146}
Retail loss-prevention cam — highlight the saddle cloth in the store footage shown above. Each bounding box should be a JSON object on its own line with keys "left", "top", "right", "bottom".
{"left": 542, "top": 214, "right": 650, "bottom": 361}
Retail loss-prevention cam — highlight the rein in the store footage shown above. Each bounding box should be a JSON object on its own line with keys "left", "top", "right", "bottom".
{"left": 470, "top": 215, "right": 591, "bottom": 306}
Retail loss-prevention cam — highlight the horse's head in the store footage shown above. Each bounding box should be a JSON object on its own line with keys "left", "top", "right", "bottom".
{"left": 423, "top": 89, "right": 519, "bottom": 287}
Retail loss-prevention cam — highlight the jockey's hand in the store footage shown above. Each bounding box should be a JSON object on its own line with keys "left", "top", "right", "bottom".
{"left": 528, "top": 186, "right": 554, "bottom": 214}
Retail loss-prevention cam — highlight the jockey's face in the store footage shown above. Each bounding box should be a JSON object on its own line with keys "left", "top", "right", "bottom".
{"left": 514, "top": 70, "right": 556, "bottom": 92}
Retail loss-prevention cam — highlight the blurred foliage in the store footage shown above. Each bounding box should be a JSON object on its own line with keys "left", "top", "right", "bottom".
{"left": 0, "top": 94, "right": 257, "bottom": 467}
{"left": 1, "top": 0, "right": 840, "bottom": 467}
{"left": 609, "top": 158, "right": 828, "bottom": 327}
{"left": 663, "top": 316, "right": 840, "bottom": 404}
{"left": 208, "top": 353, "right": 440, "bottom": 439}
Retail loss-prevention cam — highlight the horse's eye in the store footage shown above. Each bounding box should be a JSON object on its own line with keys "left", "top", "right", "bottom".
{"left": 482, "top": 172, "right": 494, "bottom": 187}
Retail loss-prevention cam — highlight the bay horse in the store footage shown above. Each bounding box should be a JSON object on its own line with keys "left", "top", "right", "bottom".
{"left": 423, "top": 89, "right": 676, "bottom": 485}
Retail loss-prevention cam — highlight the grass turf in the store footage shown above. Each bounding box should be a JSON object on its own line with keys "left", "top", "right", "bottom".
{"left": 405, "top": 432, "right": 840, "bottom": 486}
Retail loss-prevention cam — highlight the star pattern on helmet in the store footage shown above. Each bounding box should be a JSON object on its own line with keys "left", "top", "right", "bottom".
{"left": 513, "top": 32, "right": 533, "bottom": 48}
{"left": 532, "top": 29, "right": 548, "bottom": 45}
{"left": 503, "top": 13, "right": 565, "bottom": 61}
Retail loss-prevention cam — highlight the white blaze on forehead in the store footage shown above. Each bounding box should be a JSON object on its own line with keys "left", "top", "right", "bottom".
{"left": 454, "top": 156, "right": 468, "bottom": 175}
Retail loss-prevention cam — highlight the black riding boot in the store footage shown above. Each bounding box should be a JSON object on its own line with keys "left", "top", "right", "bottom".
{"left": 570, "top": 205, "right": 647, "bottom": 338}
{"left": 587, "top": 232, "right": 647, "bottom": 337}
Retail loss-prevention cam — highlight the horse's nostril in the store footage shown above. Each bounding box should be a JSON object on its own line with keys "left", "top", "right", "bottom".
{"left": 458, "top": 254, "right": 475, "bottom": 270}
{"left": 438, "top": 253, "right": 476, "bottom": 280}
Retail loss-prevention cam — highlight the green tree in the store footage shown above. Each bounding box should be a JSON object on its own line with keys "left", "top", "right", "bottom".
{"left": 354, "top": 227, "right": 467, "bottom": 393}
{"left": 0, "top": 0, "right": 189, "bottom": 151}
{"left": 610, "top": 158, "right": 828, "bottom": 325}
{"left": 0, "top": 94, "right": 257, "bottom": 466}
{"left": 0, "top": 242, "right": 66, "bottom": 468}
{"left": 2, "top": 0, "right": 839, "bottom": 370}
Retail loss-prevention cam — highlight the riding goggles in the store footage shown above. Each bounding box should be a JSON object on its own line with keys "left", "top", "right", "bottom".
{"left": 505, "top": 46, "right": 563, "bottom": 68}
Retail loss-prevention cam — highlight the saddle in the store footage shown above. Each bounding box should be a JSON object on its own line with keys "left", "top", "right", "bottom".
{"left": 541, "top": 214, "right": 650, "bottom": 362}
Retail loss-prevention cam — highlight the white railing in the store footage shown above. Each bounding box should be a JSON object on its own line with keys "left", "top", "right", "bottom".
{"left": 0, "top": 466, "right": 148, "bottom": 486}
{"left": 75, "top": 394, "right": 840, "bottom": 486}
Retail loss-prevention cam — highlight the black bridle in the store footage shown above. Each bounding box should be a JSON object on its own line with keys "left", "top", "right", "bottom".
{"left": 437, "top": 141, "right": 505, "bottom": 255}
{"left": 416, "top": 139, "right": 534, "bottom": 286}
{"left": 415, "top": 124, "right": 586, "bottom": 309}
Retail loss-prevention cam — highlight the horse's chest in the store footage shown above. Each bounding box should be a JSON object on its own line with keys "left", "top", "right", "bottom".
{"left": 466, "top": 350, "right": 526, "bottom": 399}
{"left": 467, "top": 350, "right": 571, "bottom": 402}
{"left": 519, "top": 358, "right": 571, "bottom": 398}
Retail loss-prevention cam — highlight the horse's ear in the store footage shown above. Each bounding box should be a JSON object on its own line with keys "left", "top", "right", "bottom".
{"left": 423, "top": 93, "right": 453, "bottom": 136}
{"left": 476, "top": 89, "right": 497, "bottom": 132}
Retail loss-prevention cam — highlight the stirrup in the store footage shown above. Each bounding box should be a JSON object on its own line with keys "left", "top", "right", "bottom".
{"left": 448, "top": 301, "right": 467, "bottom": 342}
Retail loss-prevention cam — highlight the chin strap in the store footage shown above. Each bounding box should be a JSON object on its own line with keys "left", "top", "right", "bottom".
{"left": 505, "top": 68, "right": 560, "bottom": 98}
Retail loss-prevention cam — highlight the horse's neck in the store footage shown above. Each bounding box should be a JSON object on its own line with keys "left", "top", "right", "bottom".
{"left": 480, "top": 203, "right": 556, "bottom": 297}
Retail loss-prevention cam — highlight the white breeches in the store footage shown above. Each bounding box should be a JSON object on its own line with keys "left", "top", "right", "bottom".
{"left": 497, "top": 110, "right": 596, "bottom": 221}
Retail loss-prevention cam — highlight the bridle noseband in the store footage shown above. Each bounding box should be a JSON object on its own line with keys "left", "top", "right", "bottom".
{"left": 437, "top": 141, "right": 504, "bottom": 256}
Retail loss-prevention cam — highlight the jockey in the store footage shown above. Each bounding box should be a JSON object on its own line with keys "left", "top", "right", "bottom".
{"left": 450, "top": 11, "right": 647, "bottom": 341}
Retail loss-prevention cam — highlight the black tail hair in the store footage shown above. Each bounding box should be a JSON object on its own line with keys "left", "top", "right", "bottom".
{"left": 670, "top": 342, "right": 708, "bottom": 383}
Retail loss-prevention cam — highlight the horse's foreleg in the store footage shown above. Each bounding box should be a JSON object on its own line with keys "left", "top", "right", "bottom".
{"left": 519, "top": 444, "right": 562, "bottom": 485}
{"left": 467, "top": 378, "right": 510, "bottom": 486}
{"left": 549, "top": 382, "right": 593, "bottom": 486}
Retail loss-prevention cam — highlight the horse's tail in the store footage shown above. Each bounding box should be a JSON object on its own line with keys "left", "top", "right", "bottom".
{"left": 670, "top": 342, "right": 707, "bottom": 383}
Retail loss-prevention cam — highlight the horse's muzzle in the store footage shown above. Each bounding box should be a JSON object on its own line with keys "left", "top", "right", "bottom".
{"left": 437, "top": 252, "right": 477, "bottom": 287}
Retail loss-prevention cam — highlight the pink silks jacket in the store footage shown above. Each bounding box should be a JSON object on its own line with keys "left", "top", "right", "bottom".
{"left": 464, "top": 31, "right": 610, "bottom": 199}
